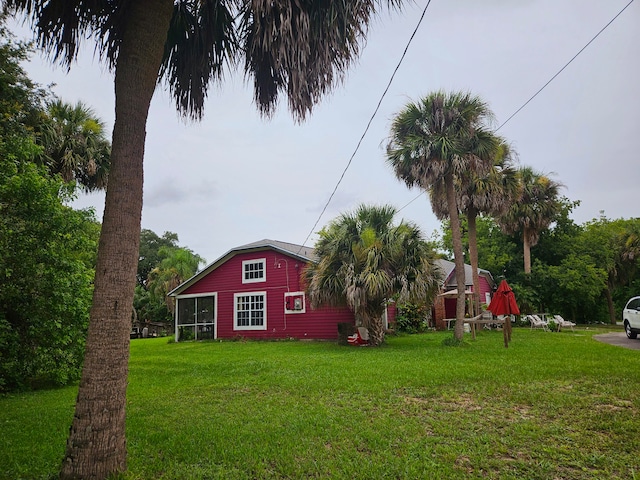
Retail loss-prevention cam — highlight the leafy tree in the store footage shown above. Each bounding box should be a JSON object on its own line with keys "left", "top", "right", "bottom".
{"left": 531, "top": 255, "right": 605, "bottom": 323}
{"left": 133, "top": 229, "right": 190, "bottom": 323}
{"left": 0, "top": 19, "right": 46, "bottom": 162}
{"left": 386, "top": 91, "right": 500, "bottom": 340}
{"left": 146, "top": 246, "right": 204, "bottom": 315}
{"left": 0, "top": 161, "right": 99, "bottom": 391}
{"left": 499, "top": 166, "right": 563, "bottom": 275}
{"left": 137, "top": 229, "right": 179, "bottom": 287}
{"left": 133, "top": 285, "right": 171, "bottom": 326}
{"left": 0, "top": 21, "right": 100, "bottom": 392}
{"left": 304, "top": 204, "right": 441, "bottom": 346}
{"left": 578, "top": 216, "right": 640, "bottom": 323}
{"left": 37, "top": 99, "right": 111, "bottom": 191}
{"left": 5, "top": 2, "right": 405, "bottom": 475}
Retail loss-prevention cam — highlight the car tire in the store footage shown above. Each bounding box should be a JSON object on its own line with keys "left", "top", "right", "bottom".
{"left": 625, "top": 321, "right": 638, "bottom": 339}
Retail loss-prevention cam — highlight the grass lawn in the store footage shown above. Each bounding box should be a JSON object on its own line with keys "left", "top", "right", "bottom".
{"left": 1, "top": 327, "right": 639, "bottom": 479}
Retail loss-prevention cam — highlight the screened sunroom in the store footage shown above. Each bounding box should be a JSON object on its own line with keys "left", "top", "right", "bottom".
{"left": 175, "top": 294, "right": 216, "bottom": 341}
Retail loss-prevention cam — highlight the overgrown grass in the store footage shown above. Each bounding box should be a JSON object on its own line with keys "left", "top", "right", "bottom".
{"left": 2, "top": 327, "right": 639, "bottom": 479}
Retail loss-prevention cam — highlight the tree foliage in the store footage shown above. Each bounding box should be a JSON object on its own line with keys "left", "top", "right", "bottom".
{"left": 386, "top": 91, "right": 501, "bottom": 339}
{"left": 146, "top": 246, "right": 204, "bottom": 315}
{"left": 36, "top": 99, "right": 111, "bottom": 191}
{"left": 438, "top": 203, "right": 640, "bottom": 324}
{"left": 304, "top": 204, "right": 441, "bottom": 346}
{"left": 133, "top": 231, "right": 204, "bottom": 327}
{"left": 0, "top": 22, "right": 101, "bottom": 391}
{"left": 0, "top": 161, "right": 99, "bottom": 391}
{"left": 137, "top": 229, "right": 179, "bottom": 287}
{"left": 498, "top": 166, "right": 563, "bottom": 274}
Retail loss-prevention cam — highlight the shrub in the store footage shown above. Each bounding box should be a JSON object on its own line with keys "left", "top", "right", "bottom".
{"left": 396, "top": 303, "right": 429, "bottom": 333}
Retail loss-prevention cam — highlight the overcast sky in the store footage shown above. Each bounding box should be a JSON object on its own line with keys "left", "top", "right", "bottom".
{"left": 10, "top": 0, "right": 640, "bottom": 265}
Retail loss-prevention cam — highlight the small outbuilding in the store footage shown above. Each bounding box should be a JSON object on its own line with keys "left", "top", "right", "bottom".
{"left": 432, "top": 259, "right": 496, "bottom": 330}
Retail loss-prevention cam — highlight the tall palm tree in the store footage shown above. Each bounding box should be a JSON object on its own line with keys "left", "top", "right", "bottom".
{"left": 499, "top": 166, "right": 563, "bottom": 275}
{"left": 304, "top": 204, "right": 441, "bottom": 347}
{"left": 386, "top": 91, "right": 500, "bottom": 341}
{"left": 38, "top": 99, "right": 111, "bottom": 191}
{"left": 430, "top": 141, "right": 519, "bottom": 314}
{"left": 5, "top": 1, "right": 403, "bottom": 477}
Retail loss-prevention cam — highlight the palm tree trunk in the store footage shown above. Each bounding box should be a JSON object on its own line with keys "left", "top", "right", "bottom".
{"left": 523, "top": 229, "right": 532, "bottom": 275}
{"left": 362, "top": 307, "right": 385, "bottom": 346}
{"left": 446, "top": 174, "right": 466, "bottom": 341}
{"left": 60, "top": 1, "right": 174, "bottom": 478}
{"left": 367, "top": 316, "right": 385, "bottom": 346}
{"left": 605, "top": 275, "right": 616, "bottom": 324}
{"left": 467, "top": 208, "right": 481, "bottom": 315}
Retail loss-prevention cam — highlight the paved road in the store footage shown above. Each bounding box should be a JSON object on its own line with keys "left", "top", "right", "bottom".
{"left": 594, "top": 332, "right": 640, "bottom": 350}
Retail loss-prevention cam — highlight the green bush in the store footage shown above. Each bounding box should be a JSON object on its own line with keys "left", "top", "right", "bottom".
{"left": 395, "top": 303, "right": 429, "bottom": 333}
{"left": 0, "top": 164, "right": 97, "bottom": 391}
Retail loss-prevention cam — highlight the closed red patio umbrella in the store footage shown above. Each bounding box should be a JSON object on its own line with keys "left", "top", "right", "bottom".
{"left": 487, "top": 279, "right": 520, "bottom": 347}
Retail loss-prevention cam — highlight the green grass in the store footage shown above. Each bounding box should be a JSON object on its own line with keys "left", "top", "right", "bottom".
{"left": 1, "top": 327, "right": 639, "bottom": 479}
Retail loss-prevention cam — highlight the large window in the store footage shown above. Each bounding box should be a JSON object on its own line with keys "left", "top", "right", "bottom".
{"left": 242, "top": 258, "right": 266, "bottom": 284}
{"left": 176, "top": 295, "right": 216, "bottom": 341}
{"left": 234, "top": 292, "right": 267, "bottom": 330}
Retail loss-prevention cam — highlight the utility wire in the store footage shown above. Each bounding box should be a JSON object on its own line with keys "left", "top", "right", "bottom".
{"left": 297, "top": 1, "right": 433, "bottom": 252}
{"left": 398, "top": 0, "right": 634, "bottom": 213}
{"left": 496, "top": 0, "right": 633, "bottom": 132}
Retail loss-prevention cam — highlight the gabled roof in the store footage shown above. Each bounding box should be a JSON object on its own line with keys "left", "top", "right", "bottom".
{"left": 435, "top": 258, "right": 495, "bottom": 290}
{"left": 168, "top": 239, "right": 314, "bottom": 296}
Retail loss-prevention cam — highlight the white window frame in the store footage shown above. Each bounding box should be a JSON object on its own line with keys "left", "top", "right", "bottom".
{"left": 242, "top": 258, "right": 266, "bottom": 284}
{"left": 234, "top": 291, "right": 267, "bottom": 331}
{"left": 284, "top": 291, "right": 306, "bottom": 314}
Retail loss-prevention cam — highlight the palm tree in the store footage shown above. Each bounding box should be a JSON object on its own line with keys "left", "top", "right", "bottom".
{"left": 430, "top": 141, "right": 519, "bottom": 314}
{"left": 386, "top": 91, "right": 500, "bottom": 341}
{"left": 38, "top": 99, "right": 111, "bottom": 191}
{"left": 304, "top": 204, "right": 441, "bottom": 347}
{"left": 5, "top": 1, "right": 403, "bottom": 477}
{"left": 146, "top": 246, "right": 204, "bottom": 314}
{"left": 499, "top": 166, "right": 563, "bottom": 275}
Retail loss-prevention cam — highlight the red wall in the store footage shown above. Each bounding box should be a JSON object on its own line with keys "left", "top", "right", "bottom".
{"left": 180, "top": 250, "right": 355, "bottom": 340}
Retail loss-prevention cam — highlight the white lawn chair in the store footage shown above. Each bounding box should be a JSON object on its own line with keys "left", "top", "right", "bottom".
{"left": 528, "top": 315, "right": 548, "bottom": 331}
{"left": 554, "top": 315, "right": 576, "bottom": 332}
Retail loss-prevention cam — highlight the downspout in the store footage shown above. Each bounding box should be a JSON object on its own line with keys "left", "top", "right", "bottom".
{"left": 174, "top": 295, "right": 179, "bottom": 342}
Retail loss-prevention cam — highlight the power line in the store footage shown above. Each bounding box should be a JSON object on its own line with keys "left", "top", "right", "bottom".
{"left": 297, "top": 1, "right": 433, "bottom": 252}
{"left": 496, "top": 0, "right": 634, "bottom": 132}
{"left": 398, "top": 0, "right": 634, "bottom": 213}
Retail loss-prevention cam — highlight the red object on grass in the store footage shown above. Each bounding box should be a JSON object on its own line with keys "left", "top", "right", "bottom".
{"left": 488, "top": 279, "right": 520, "bottom": 316}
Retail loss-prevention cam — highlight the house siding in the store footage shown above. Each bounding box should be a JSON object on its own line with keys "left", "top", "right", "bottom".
{"left": 179, "top": 250, "right": 354, "bottom": 340}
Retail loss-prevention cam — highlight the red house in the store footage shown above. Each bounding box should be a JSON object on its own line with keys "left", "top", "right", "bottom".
{"left": 169, "top": 239, "right": 393, "bottom": 341}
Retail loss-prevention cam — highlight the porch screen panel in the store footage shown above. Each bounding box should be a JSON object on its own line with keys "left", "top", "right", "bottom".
{"left": 197, "top": 296, "right": 215, "bottom": 324}
{"left": 178, "top": 298, "right": 196, "bottom": 325}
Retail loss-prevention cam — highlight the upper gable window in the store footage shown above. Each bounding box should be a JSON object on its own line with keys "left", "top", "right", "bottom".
{"left": 242, "top": 258, "right": 266, "bottom": 284}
